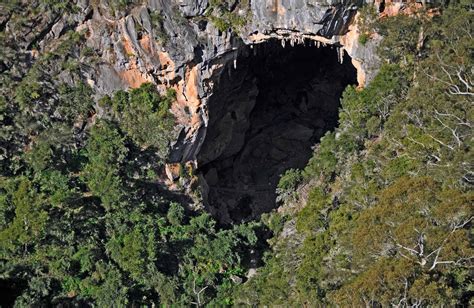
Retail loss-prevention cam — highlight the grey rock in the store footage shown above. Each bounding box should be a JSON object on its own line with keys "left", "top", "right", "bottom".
{"left": 2, "top": 0, "right": 382, "bottom": 213}
{"left": 230, "top": 274, "right": 243, "bottom": 284}
{"left": 178, "top": 0, "right": 209, "bottom": 17}
{"left": 246, "top": 268, "right": 257, "bottom": 279}
{"left": 205, "top": 168, "right": 219, "bottom": 186}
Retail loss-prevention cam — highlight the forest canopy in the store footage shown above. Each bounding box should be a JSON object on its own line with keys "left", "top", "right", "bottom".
{"left": 0, "top": 1, "right": 473, "bottom": 307}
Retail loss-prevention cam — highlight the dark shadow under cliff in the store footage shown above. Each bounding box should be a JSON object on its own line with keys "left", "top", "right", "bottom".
{"left": 198, "top": 39, "right": 357, "bottom": 224}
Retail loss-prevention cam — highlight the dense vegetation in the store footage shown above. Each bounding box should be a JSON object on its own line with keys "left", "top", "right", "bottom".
{"left": 206, "top": 0, "right": 251, "bottom": 33}
{"left": 0, "top": 3, "right": 262, "bottom": 305}
{"left": 235, "top": 5, "right": 473, "bottom": 306}
{"left": 2, "top": 71, "right": 265, "bottom": 305}
{"left": 1, "top": 0, "right": 472, "bottom": 307}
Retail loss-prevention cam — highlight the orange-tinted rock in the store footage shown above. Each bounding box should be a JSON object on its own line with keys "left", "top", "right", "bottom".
{"left": 165, "top": 163, "right": 182, "bottom": 182}
{"left": 139, "top": 34, "right": 153, "bottom": 54}
{"left": 121, "top": 36, "right": 135, "bottom": 56}
{"left": 118, "top": 58, "right": 153, "bottom": 88}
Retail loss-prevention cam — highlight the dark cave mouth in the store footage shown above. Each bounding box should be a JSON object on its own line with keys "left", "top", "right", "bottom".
{"left": 197, "top": 39, "right": 357, "bottom": 224}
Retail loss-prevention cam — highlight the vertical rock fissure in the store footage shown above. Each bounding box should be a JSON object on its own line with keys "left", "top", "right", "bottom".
{"left": 198, "top": 39, "right": 357, "bottom": 224}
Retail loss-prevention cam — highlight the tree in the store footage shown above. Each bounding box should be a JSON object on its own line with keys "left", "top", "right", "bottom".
{"left": 334, "top": 176, "right": 473, "bottom": 305}
{"left": 82, "top": 121, "right": 127, "bottom": 210}
{"left": 109, "top": 83, "right": 176, "bottom": 159}
{"left": 0, "top": 179, "right": 48, "bottom": 254}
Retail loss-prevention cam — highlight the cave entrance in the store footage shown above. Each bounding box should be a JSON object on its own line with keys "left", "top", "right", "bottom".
{"left": 197, "top": 39, "right": 357, "bottom": 224}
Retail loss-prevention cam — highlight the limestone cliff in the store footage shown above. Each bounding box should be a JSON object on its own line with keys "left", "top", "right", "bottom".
{"left": 1, "top": 0, "right": 390, "bottom": 168}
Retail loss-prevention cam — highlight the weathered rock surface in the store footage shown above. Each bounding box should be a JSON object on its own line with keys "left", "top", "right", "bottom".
{"left": 1, "top": 0, "right": 384, "bottom": 164}
{"left": 1, "top": 0, "right": 390, "bottom": 221}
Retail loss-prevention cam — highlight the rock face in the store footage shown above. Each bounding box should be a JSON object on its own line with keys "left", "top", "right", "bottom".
{"left": 249, "top": 0, "right": 362, "bottom": 39}
{"left": 2, "top": 0, "right": 384, "bottom": 220}
{"left": 71, "top": 0, "right": 380, "bottom": 165}
{"left": 2, "top": 0, "right": 381, "bottom": 162}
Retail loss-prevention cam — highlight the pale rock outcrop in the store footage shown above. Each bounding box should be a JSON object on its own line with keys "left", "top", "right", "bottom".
{"left": 3, "top": 0, "right": 408, "bottom": 219}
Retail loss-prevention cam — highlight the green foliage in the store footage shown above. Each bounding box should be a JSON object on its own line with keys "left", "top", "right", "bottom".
{"left": 358, "top": 32, "right": 369, "bottom": 45}
{"left": 14, "top": 81, "right": 43, "bottom": 108}
{"left": 206, "top": 0, "right": 250, "bottom": 33}
{"left": 261, "top": 211, "right": 287, "bottom": 236}
{"left": 296, "top": 187, "right": 328, "bottom": 234}
{"left": 276, "top": 168, "right": 302, "bottom": 204}
{"left": 332, "top": 177, "right": 473, "bottom": 306}
{"left": 109, "top": 83, "right": 176, "bottom": 158}
{"left": 303, "top": 132, "right": 338, "bottom": 178}
{"left": 82, "top": 121, "right": 127, "bottom": 210}
{"left": 167, "top": 202, "right": 185, "bottom": 226}
{"left": 2, "top": 27, "right": 93, "bottom": 176}
{"left": 357, "top": 4, "right": 377, "bottom": 45}
{"left": 56, "top": 82, "right": 94, "bottom": 123}
{"left": 233, "top": 238, "right": 296, "bottom": 306}
{"left": 376, "top": 13, "right": 424, "bottom": 65}
{"left": 0, "top": 179, "right": 48, "bottom": 254}
{"left": 1, "top": 74, "right": 260, "bottom": 305}
{"left": 338, "top": 64, "right": 405, "bottom": 140}
{"left": 92, "top": 263, "right": 129, "bottom": 306}
{"left": 1, "top": 2, "right": 472, "bottom": 307}
{"left": 236, "top": 5, "right": 473, "bottom": 306}
{"left": 39, "top": 0, "right": 76, "bottom": 12}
